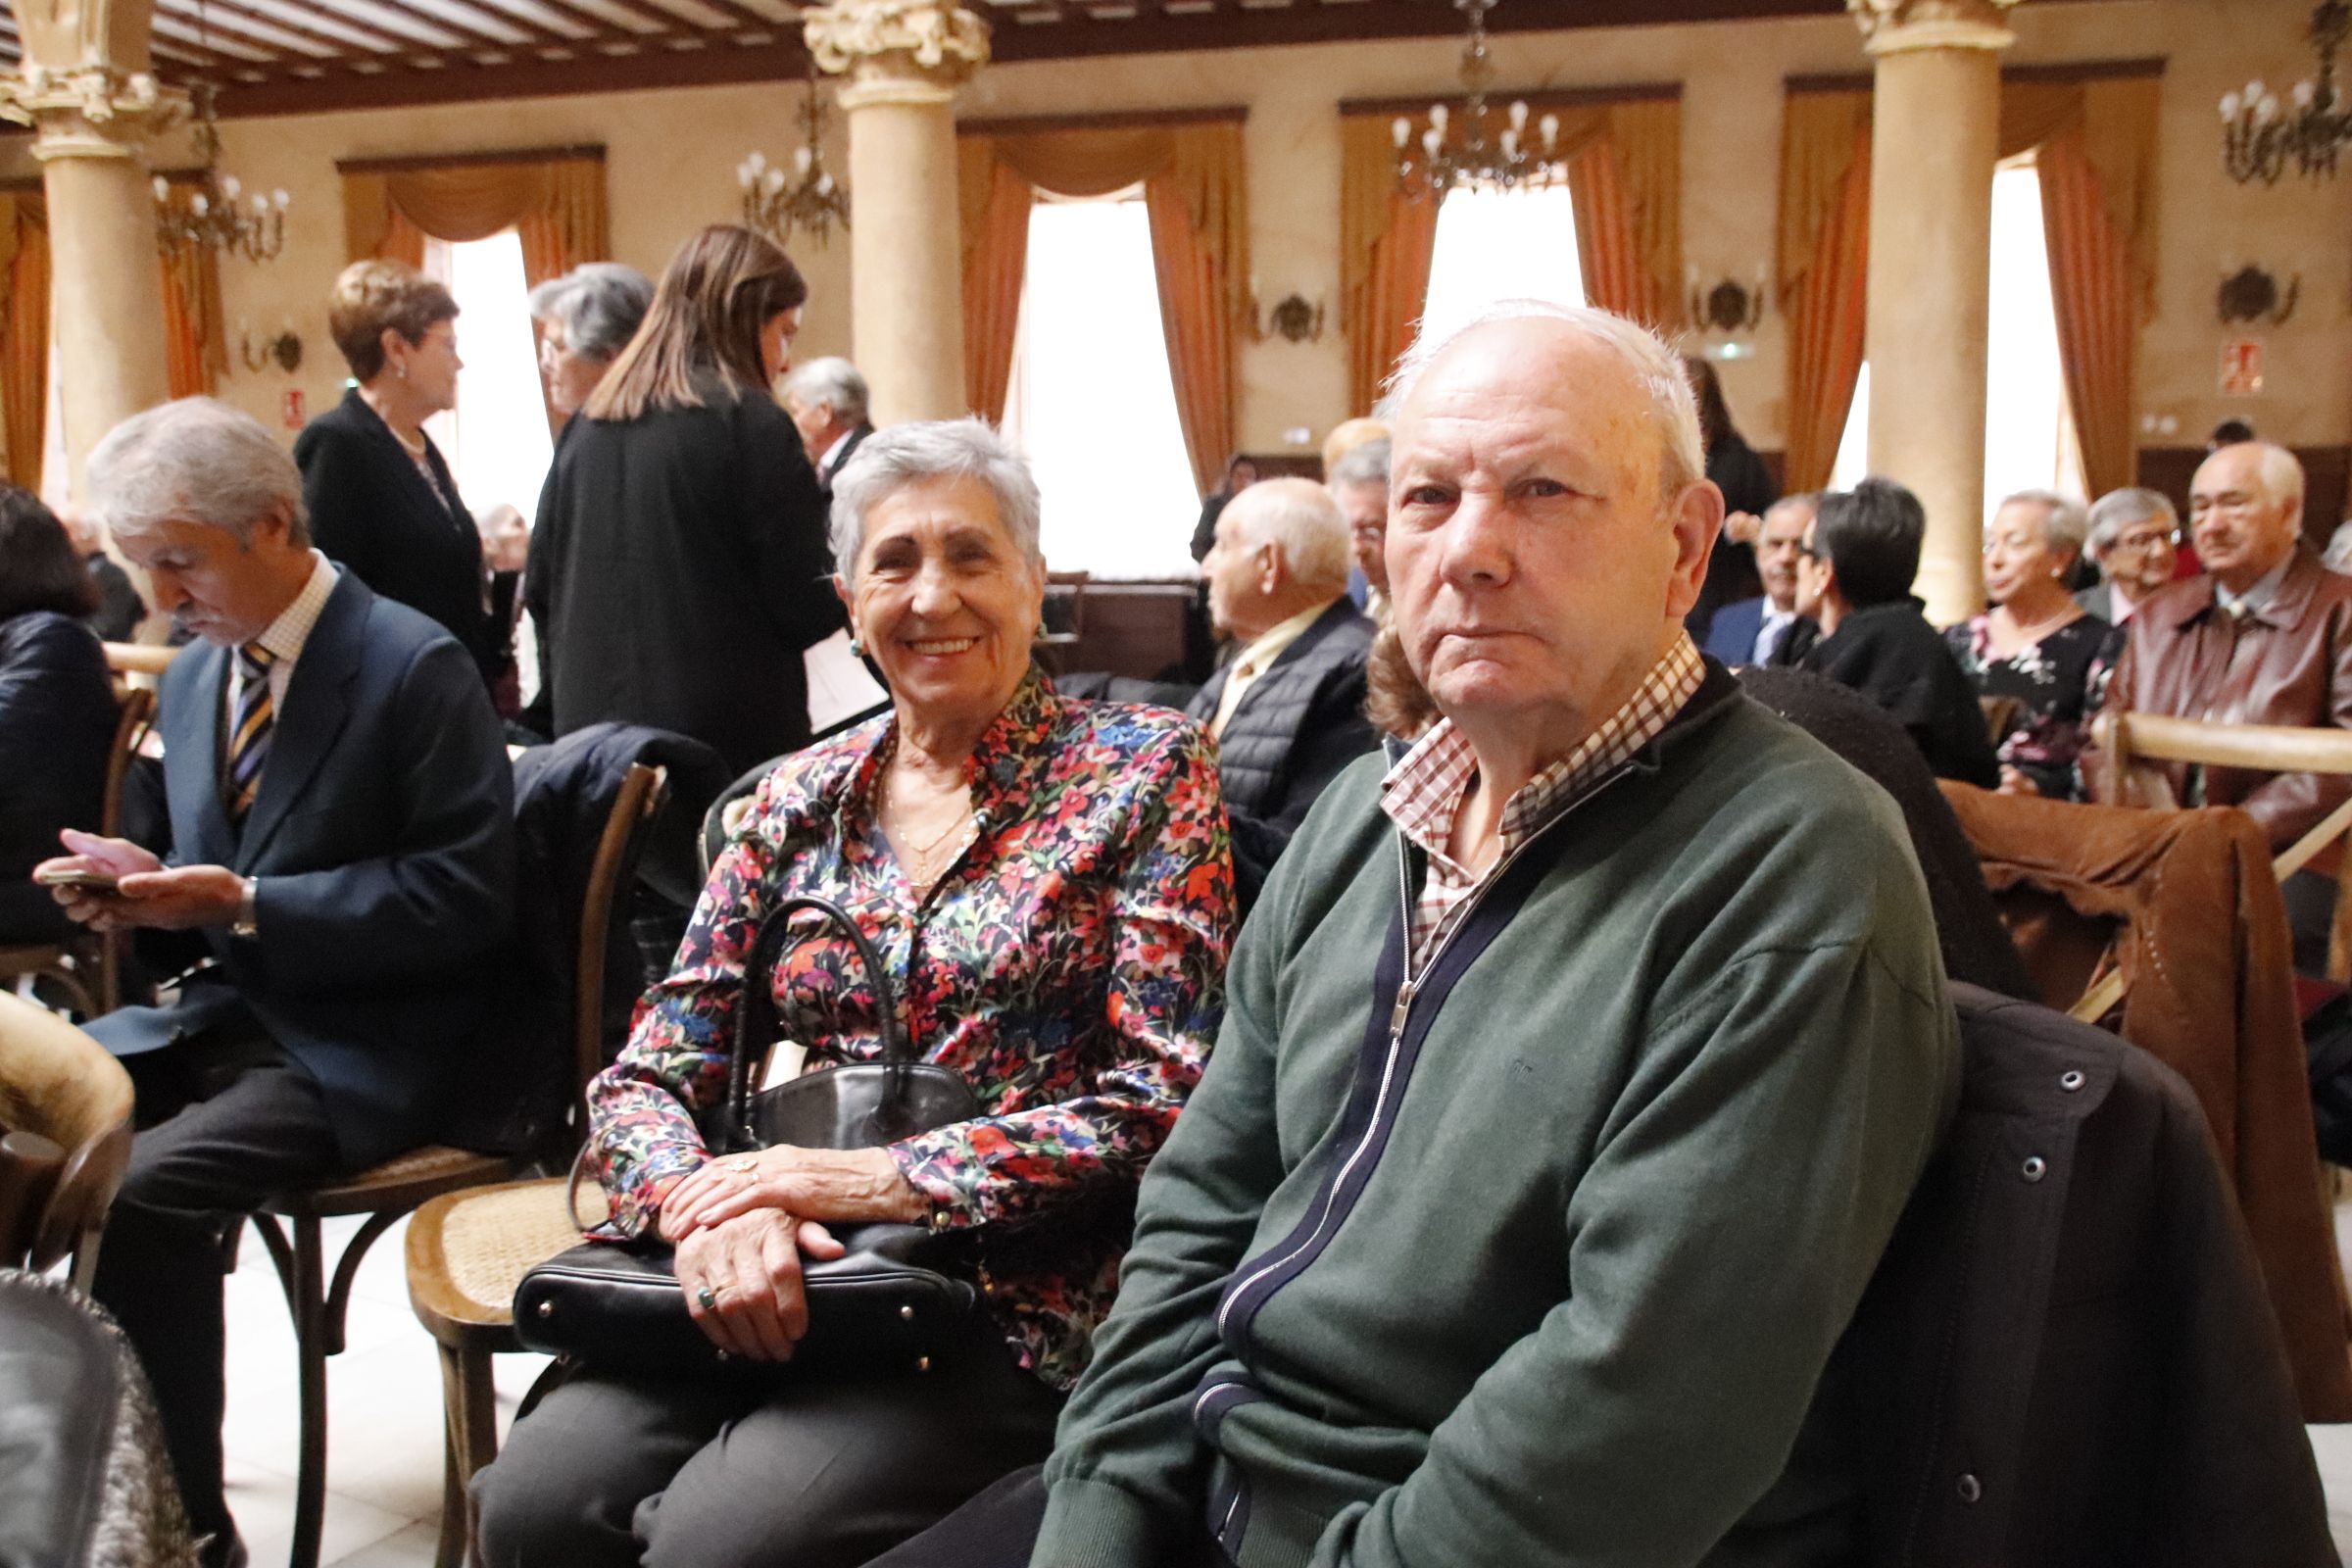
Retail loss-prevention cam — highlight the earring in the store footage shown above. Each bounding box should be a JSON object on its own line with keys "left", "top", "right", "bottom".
{"left": 847, "top": 633, "right": 862, "bottom": 657}
{"left": 395, "top": 364, "right": 408, "bottom": 380}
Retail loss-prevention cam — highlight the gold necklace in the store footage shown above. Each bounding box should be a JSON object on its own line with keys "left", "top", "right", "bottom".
{"left": 882, "top": 785, "right": 975, "bottom": 892}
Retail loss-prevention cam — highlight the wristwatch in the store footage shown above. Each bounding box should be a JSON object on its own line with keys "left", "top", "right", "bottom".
{"left": 233, "top": 875, "right": 260, "bottom": 940}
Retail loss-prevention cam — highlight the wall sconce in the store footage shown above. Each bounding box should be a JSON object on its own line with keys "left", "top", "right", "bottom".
{"left": 1249, "top": 280, "right": 1326, "bottom": 344}
{"left": 239, "top": 318, "right": 303, "bottom": 374}
{"left": 1686, "top": 269, "right": 1769, "bottom": 335}
{"left": 2217, "top": 263, "right": 2299, "bottom": 325}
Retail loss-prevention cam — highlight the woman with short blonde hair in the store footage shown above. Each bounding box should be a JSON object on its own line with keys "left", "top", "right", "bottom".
{"left": 298, "top": 259, "right": 515, "bottom": 700}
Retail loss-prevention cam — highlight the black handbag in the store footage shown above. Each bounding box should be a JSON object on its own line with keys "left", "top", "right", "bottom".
{"left": 515, "top": 895, "right": 984, "bottom": 1376}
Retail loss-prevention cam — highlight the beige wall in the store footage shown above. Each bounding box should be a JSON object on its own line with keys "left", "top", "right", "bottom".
{"left": 12, "top": 0, "right": 2346, "bottom": 471}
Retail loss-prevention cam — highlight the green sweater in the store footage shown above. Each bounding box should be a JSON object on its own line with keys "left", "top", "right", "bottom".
{"left": 1035, "top": 673, "right": 1961, "bottom": 1568}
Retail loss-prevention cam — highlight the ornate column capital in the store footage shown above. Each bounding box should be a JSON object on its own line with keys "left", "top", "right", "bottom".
{"left": 2, "top": 0, "right": 181, "bottom": 159}
{"left": 1849, "top": 0, "right": 2022, "bottom": 55}
{"left": 804, "top": 0, "right": 989, "bottom": 103}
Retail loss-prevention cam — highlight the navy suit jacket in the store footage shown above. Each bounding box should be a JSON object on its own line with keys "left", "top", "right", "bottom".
{"left": 88, "top": 572, "right": 516, "bottom": 1168}
{"left": 1701, "top": 596, "right": 1768, "bottom": 665}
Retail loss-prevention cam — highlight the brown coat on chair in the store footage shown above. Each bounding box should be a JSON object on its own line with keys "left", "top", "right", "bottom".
{"left": 1940, "top": 780, "right": 2352, "bottom": 1420}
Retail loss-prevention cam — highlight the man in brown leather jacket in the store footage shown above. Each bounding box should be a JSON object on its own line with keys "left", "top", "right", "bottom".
{"left": 2087, "top": 441, "right": 2352, "bottom": 967}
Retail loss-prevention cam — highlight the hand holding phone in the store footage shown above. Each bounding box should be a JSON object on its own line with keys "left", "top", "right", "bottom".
{"left": 33, "top": 865, "right": 122, "bottom": 894}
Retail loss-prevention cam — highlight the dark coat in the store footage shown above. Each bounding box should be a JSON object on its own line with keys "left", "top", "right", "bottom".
{"left": 0, "top": 612, "right": 116, "bottom": 943}
{"left": 1798, "top": 599, "right": 2000, "bottom": 788}
{"left": 87, "top": 575, "right": 516, "bottom": 1169}
{"left": 1185, "top": 598, "right": 1375, "bottom": 908}
{"left": 1686, "top": 432, "right": 1777, "bottom": 642}
{"left": 81, "top": 553, "right": 145, "bottom": 643}
{"left": 526, "top": 377, "right": 845, "bottom": 776}
{"left": 815, "top": 421, "right": 874, "bottom": 493}
{"left": 295, "top": 388, "right": 514, "bottom": 685}
{"left": 1844, "top": 984, "right": 2334, "bottom": 1568}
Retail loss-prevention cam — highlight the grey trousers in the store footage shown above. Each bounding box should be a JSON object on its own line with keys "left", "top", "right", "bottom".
{"left": 472, "top": 1314, "right": 1062, "bottom": 1568}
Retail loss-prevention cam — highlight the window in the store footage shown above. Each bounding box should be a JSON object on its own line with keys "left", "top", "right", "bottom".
{"left": 1830, "top": 159, "right": 2083, "bottom": 513}
{"left": 1000, "top": 192, "right": 1199, "bottom": 579}
{"left": 1417, "top": 181, "right": 1585, "bottom": 350}
{"left": 420, "top": 230, "right": 555, "bottom": 520}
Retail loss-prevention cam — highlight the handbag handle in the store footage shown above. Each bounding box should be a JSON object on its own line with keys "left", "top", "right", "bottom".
{"left": 722, "top": 894, "right": 911, "bottom": 1152}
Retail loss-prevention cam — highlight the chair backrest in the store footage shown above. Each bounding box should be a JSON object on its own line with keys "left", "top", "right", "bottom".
{"left": 1977, "top": 693, "right": 2022, "bottom": 745}
{"left": 99, "top": 642, "right": 172, "bottom": 680}
{"left": 573, "top": 762, "right": 667, "bottom": 1106}
{"left": 1039, "top": 569, "right": 1090, "bottom": 647}
{"left": 0, "top": 993, "right": 133, "bottom": 1287}
{"left": 99, "top": 687, "right": 154, "bottom": 839}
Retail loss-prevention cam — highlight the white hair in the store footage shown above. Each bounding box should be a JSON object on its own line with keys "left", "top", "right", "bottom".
{"left": 2085, "top": 487, "right": 2178, "bottom": 553}
{"left": 1223, "top": 477, "right": 1351, "bottom": 592}
{"left": 1384, "top": 299, "right": 1706, "bottom": 500}
{"left": 87, "top": 397, "right": 308, "bottom": 548}
{"left": 829, "top": 418, "right": 1042, "bottom": 586}
{"left": 1328, "top": 437, "right": 1391, "bottom": 491}
{"left": 2254, "top": 442, "right": 2307, "bottom": 513}
{"left": 528, "top": 263, "right": 654, "bottom": 362}
{"left": 1997, "top": 489, "right": 2090, "bottom": 558}
{"left": 781, "top": 357, "right": 870, "bottom": 427}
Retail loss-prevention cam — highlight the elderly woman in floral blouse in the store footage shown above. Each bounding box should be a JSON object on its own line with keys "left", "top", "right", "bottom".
{"left": 477, "top": 419, "right": 1234, "bottom": 1568}
{"left": 1945, "top": 489, "right": 2116, "bottom": 799}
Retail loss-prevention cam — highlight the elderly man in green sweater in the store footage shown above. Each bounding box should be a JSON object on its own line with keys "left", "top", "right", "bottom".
{"left": 881, "top": 302, "right": 1962, "bottom": 1568}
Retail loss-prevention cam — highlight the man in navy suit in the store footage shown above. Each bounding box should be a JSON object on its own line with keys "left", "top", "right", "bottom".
{"left": 1700, "top": 494, "right": 1816, "bottom": 666}
{"left": 40, "top": 398, "right": 514, "bottom": 1567}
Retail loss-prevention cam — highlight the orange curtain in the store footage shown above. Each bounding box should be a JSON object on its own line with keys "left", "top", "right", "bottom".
{"left": 957, "top": 140, "right": 1032, "bottom": 425}
{"left": 0, "top": 195, "right": 48, "bottom": 495}
{"left": 1144, "top": 122, "right": 1249, "bottom": 496}
{"left": 958, "top": 121, "right": 1249, "bottom": 475}
{"left": 2038, "top": 128, "right": 2136, "bottom": 498}
{"left": 1566, "top": 100, "right": 1683, "bottom": 327}
{"left": 1339, "top": 115, "right": 1439, "bottom": 417}
{"left": 344, "top": 152, "right": 607, "bottom": 277}
{"left": 1777, "top": 91, "right": 1874, "bottom": 493}
{"left": 155, "top": 182, "right": 227, "bottom": 399}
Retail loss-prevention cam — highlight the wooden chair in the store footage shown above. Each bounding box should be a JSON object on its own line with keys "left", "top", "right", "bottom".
{"left": 0, "top": 685, "right": 156, "bottom": 1018}
{"left": 251, "top": 761, "right": 667, "bottom": 1568}
{"left": 1977, "top": 693, "right": 2023, "bottom": 746}
{"left": 2085, "top": 710, "right": 2352, "bottom": 1004}
{"left": 0, "top": 991, "right": 134, "bottom": 1290}
{"left": 402, "top": 762, "right": 668, "bottom": 1568}
{"left": 100, "top": 641, "right": 174, "bottom": 679}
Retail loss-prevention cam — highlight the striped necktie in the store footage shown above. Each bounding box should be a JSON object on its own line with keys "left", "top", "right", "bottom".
{"left": 227, "top": 642, "right": 277, "bottom": 820}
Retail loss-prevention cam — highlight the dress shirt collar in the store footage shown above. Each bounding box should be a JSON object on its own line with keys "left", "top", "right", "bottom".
{"left": 1380, "top": 631, "right": 1703, "bottom": 868}
{"left": 2215, "top": 552, "right": 2295, "bottom": 621}
{"left": 252, "top": 551, "right": 339, "bottom": 668}
{"left": 818, "top": 427, "right": 855, "bottom": 478}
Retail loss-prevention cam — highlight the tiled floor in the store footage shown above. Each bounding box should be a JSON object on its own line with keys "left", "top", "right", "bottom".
{"left": 220, "top": 1212, "right": 548, "bottom": 1568}
{"left": 217, "top": 1211, "right": 2352, "bottom": 1567}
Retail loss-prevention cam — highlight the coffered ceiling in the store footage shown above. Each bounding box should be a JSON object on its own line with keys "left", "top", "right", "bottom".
{"left": 0, "top": 0, "right": 1853, "bottom": 119}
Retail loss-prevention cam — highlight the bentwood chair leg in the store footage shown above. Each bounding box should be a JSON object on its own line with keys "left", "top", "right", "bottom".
{"left": 290, "top": 1214, "right": 329, "bottom": 1568}
{"left": 434, "top": 1342, "right": 499, "bottom": 1568}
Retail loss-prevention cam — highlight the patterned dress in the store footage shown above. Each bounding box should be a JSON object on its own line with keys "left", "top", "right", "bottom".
{"left": 1943, "top": 612, "right": 2117, "bottom": 800}
{"left": 586, "top": 668, "right": 1235, "bottom": 1389}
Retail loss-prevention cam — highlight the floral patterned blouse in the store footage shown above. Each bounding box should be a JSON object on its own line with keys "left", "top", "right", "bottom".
{"left": 1944, "top": 612, "right": 2118, "bottom": 800}
{"left": 585, "top": 667, "right": 1233, "bottom": 1390}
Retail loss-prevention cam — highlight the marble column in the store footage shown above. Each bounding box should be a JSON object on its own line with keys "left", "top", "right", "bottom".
{"left": 1853, "top": 0, "right": 2020, "bottom": 624}
{"left": 806, "top": 0, "right": 988, "bottom": 426}
{"left": 1, "top": 0, "right": 177, "bottom": 502}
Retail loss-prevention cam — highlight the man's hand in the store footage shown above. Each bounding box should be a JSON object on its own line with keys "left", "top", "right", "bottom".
{"left": 658, "top": 1144, "right": 923, "bottom": 1243}
{"left": 674, "top": 1208, "right": 849, "bottom": 1361}
{"left": 40, "top": 828, "right": 242, "bottom": 932}
{"left": 1996, "top": 764, "right": 2044, "bottom": 798}
{"left": 1723, "top": 511, "right": 1763, "bottom": 547}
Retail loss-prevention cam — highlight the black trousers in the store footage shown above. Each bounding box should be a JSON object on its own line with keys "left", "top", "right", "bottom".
{"left": 473, "top": 1313, "right": 1063, "bottom": 1568}
{"left": 88, "top": 1025, "right": 341, "bottom": 1554}
{"left": 864, "top": 1464, "right": 1235, "bottom": 1568}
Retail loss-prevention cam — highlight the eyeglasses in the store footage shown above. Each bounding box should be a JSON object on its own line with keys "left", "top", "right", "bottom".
{"left": 2110, "top": 529, "right": 2180, "bottom": 554}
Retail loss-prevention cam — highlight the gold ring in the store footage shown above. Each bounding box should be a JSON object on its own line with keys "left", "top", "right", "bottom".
{"left": 726, "top": 1157, "right": 760, "bottom": 1175}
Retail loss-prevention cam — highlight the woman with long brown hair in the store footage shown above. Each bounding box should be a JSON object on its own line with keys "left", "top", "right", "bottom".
{"left": 526, "top": 224, "right": 843, "bottom": 772}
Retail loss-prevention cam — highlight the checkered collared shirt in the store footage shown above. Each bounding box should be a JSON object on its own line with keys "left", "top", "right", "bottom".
{"left": 1379, "top": 632, "right": 1704, "bottom": 972}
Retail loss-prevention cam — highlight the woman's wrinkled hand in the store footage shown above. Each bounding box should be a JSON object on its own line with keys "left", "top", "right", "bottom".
{"left": 1996, "top": 764, "right": 2044, "bottom": 797}
{"left": 673, "top": 1207, "right": 847, "bottom": 1361}
{"left": 659, "top": 1144, "right": 923, "bottom": 1243}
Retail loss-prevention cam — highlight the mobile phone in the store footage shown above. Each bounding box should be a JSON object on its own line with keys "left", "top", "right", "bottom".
{"left": 33, "top": 866, "right": 121, "bottom": 894}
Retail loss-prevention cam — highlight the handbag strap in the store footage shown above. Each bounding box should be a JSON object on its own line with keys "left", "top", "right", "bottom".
{"left": 723, "top": 894, "right": 911, "bottom": 1152}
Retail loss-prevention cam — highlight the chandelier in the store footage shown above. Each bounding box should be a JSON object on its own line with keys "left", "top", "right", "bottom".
{"left": 1393, "top": 0, "right": 1563, "bottom": 198}
{"left": 2221, "top": 1, "right": 2352, "bottom": 184}
{"left": 738, "top": 59, "right": 851, "bottom": 248}
{"left": 150, "top": 0, "right": 288, "bottom": 267}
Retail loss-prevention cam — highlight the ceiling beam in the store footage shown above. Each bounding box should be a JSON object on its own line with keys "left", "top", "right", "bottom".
{"left": 215, "top": 29, "right": 811, "bottom": 115}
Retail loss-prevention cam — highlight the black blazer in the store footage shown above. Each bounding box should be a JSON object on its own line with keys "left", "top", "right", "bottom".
{"left": 816, "top": 421, "right": 874, "bottom": 493}
{"left": 526, "top": 376, "right": 845, "bottom": 775}
{"left": 1798, "top": 600, "right": 2001, "bottom": 788}
{"left": 1185, "top": 598, "right": 1376, "bottom": 908}
{"left": 0, "top": 611, "right": 116, "bottom": 942}
{"left": 86, "top": 574, "right": 516, "bottom": 1169}
{"left": 295, "top": 388, "right": 514, "bottom": 684}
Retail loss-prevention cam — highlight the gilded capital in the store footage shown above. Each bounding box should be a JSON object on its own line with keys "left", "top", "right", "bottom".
{"left": 1849, "top": 0, "right": 2022, "bottom": 52}
{"left": 804, "top": 0, "right": 989, "bottom": 89}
